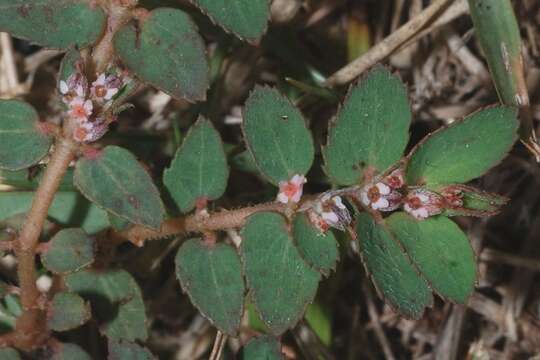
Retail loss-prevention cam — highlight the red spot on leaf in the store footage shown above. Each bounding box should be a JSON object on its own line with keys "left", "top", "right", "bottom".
{"left": 82, "top": 147, "right": 102, "bottom": 160}
{"left": 35, "top": 122, "right": 55, "bottom": 136}
{"left": 128, "top": 195, "right": 140, "bottom": 209}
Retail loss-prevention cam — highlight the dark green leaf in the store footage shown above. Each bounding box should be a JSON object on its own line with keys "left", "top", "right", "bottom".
{"left": 435, "top": 184, "right": 509, "bottom": 217}
{"left": 241, "top": 212, "right": 320, "bottom": 335}
{"left": 175, "top": 238, "right": 245, "bottom": 336}
{"left": 0, "top": 281, "right": 8, "bottom": 299}
{"left": 406, "top": 107, "right": 518, "bottom": 185}
{"left": 304, "top": 302, "right": 332, "bottom": 346}
{"left": 241, "top": 335, "right": 283, "bottom": 360}
{"left": 356, "top": 212, "right": 432, "bottom": 319}
{"left": 468, "top": 0, "right": 525, "bottom": 106}
{"left": 0, "top": 191, "right": 109, "bottom": 234}
{"left": 41, "top": 228, "right": 94, "bottom": 274}
{"left": 47, "top": 291, "right": 91, "bottom": 332}
{"left": 66, "top": 269, "right": 148, "bottom": 341}
{"left": 189, "top": 0, "right": 269, "bottom": 43}
{"left": 51, "top": 343, "right": 92, "bottom": 360}
{"left": 387, "top": 213, "right": 476, "bottom": 304}
{"left": 108, "top": 340, "right": 156, "bottom": 360}
{"left": 0, "top": 167, "right": 75, "bottom": 191}
{"left": 0, "top": 100, "right": 52, "bottom": 170}
{"left": 108, "top": 212, "right": 132, "bottom": 232}
{"left": 292, "top": 214, "right": 339, "bottom": 276}
{"left": 0, "top": 348, "right": 20, "bottom": 360}
{"left": 114, "top": 7, "right": 209, "bottom": 101}
{"left": 58, "top": 47, "right": 82, "bottom": 85}
{"left": 0, "top": 0, "right": 105, "bottom": 49}
{"left": 164, "top": 118, "right": 229, "bottom": 213}
{"left": 74, "top": 146, "right": 165, "bottom": 230}
{"left": 242, "top": 87, "right": 314, "bottom": 185}
{"left": 323, "top": 67, "right": 411, "bottom": 185}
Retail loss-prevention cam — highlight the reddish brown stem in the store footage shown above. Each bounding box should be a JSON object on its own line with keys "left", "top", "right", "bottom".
{"left": 11, "top": 139, "right": 77, "bottom": 350}
{"left": 122, "top": 202, "right": 287, "bottom": 246}
{"left": 92, "top": 1, "right": 135, "bottom": 74}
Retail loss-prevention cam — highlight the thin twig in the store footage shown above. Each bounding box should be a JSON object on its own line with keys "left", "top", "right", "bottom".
{"left": 324, "top": 0, "right": 454, "bottom": 86}
{"left": 480, "top": 247, "right": 540, "bottom": 272}
{"left": 0, "top": 32, "right": 20, "bottom": 92}
{"left": 209, "top": 331, "right": 227, "bottom": 360}
{"left": 363, "top": 283, "right": 396, "bottom": 360}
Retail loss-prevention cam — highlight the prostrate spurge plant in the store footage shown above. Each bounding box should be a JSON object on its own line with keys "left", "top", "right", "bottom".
{"left": 0, "top": 0, "right": 519, "bottom": 358}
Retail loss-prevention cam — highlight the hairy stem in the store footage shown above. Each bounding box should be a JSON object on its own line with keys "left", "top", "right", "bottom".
{"left": 122, "top": 187, "right": 362, "bottom": 245}
{"left": 92, "top": 1, "right": 134, "bottom": 73}
{"left": 13, "top": 138, "right": 77, "bottom": 350}
{"left": 122, "top": 202, "right": 286, "bottom": 246}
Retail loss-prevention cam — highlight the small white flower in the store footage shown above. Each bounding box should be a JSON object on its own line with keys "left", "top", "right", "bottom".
{"left": 277, "top": 174, "right": 306, "bottom": 204}
{"left": 59, "top": 80, "right": 69, "bottom": 95}
{"left": 404, "top": 204, "right": 430, "bottom": 219}
{"left": 360, "top": 182, "right": 401, "bottom": 211}
{"left": 59, "top": 73, "right": 88, "bottom": 104}
{"left": 308, "top": 195, "right": 352, "bottom": 233}
{"left": 91, "top": 73, "right": 121, "bottom": 102}
{"left": 403, "top": 189, "right": 443, "bottom": 220}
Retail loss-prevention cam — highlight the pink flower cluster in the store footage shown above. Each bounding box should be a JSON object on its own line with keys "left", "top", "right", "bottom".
{"left": 359, "top": 169, "right": 465, "bottom": 220}
{"left": 59, "top": 71, "right": 124, "bottom": 143}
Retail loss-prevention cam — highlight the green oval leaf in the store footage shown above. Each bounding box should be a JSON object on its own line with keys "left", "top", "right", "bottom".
{"left": 406, "top": 106, "right": 518, "bottom": 185}
{"left": 241, "top": 212, "right": 320, "bottom": 335}
{"left": 242, "top": 87, "right": 314, "bottom": 185}
{"left": 51, "top": 343, "right": 91, "bottom": 360}
{"left": 58, "top": 47, "right": 82, "bottom": 86}
{"left": 292, "top": 214, "right": 339, "bottom": 276}
{"left": 468, "top": 0, "right": 524, "bottom": 106}
{"left": 356, "top": 212, "right": 432, "bottom": 319}
{"left": 41, "top": 228, "right": 95, "bottom": 275}
{"left": 0, "top": 348, "right": 20, "bottom": 360}
{"left": 0, "top": 100, "right": 52, "bottom": 171}
{"left": 387, "top": 213, "right": 476, "bottom": 304}
{"left": 74, "top": 146, "right": 165, "bottom": 230}
{"left": 0, "top": 191, "right": 109, "bottom": 234}
{"left": 0, "top": 0, "right": 106, "bottom": 49}
{"left": 190, "top": 0, "right": 270, "bottom": 43}
{"left": 66, "top": 269, "right": 148, "bottom": 341}
{"left": 47, "top": 291, "right": 91, "bottom": 332}
{"left": 108, "top": 340, "right": 156, "bottom": 360}
{"left": 114, "top": 7, "right": 209, "bottom": 102}
{"left": 241, "top": 335, "right": 283, "bottom": 360}
{"left": 175, "top": 238, "right": 245, "bottom": 336}
{"left": 163, "top": 118, "right": 229, "bottom": 213}
{"left": 323, "top": 67, "right": 411, "bottom": 185}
